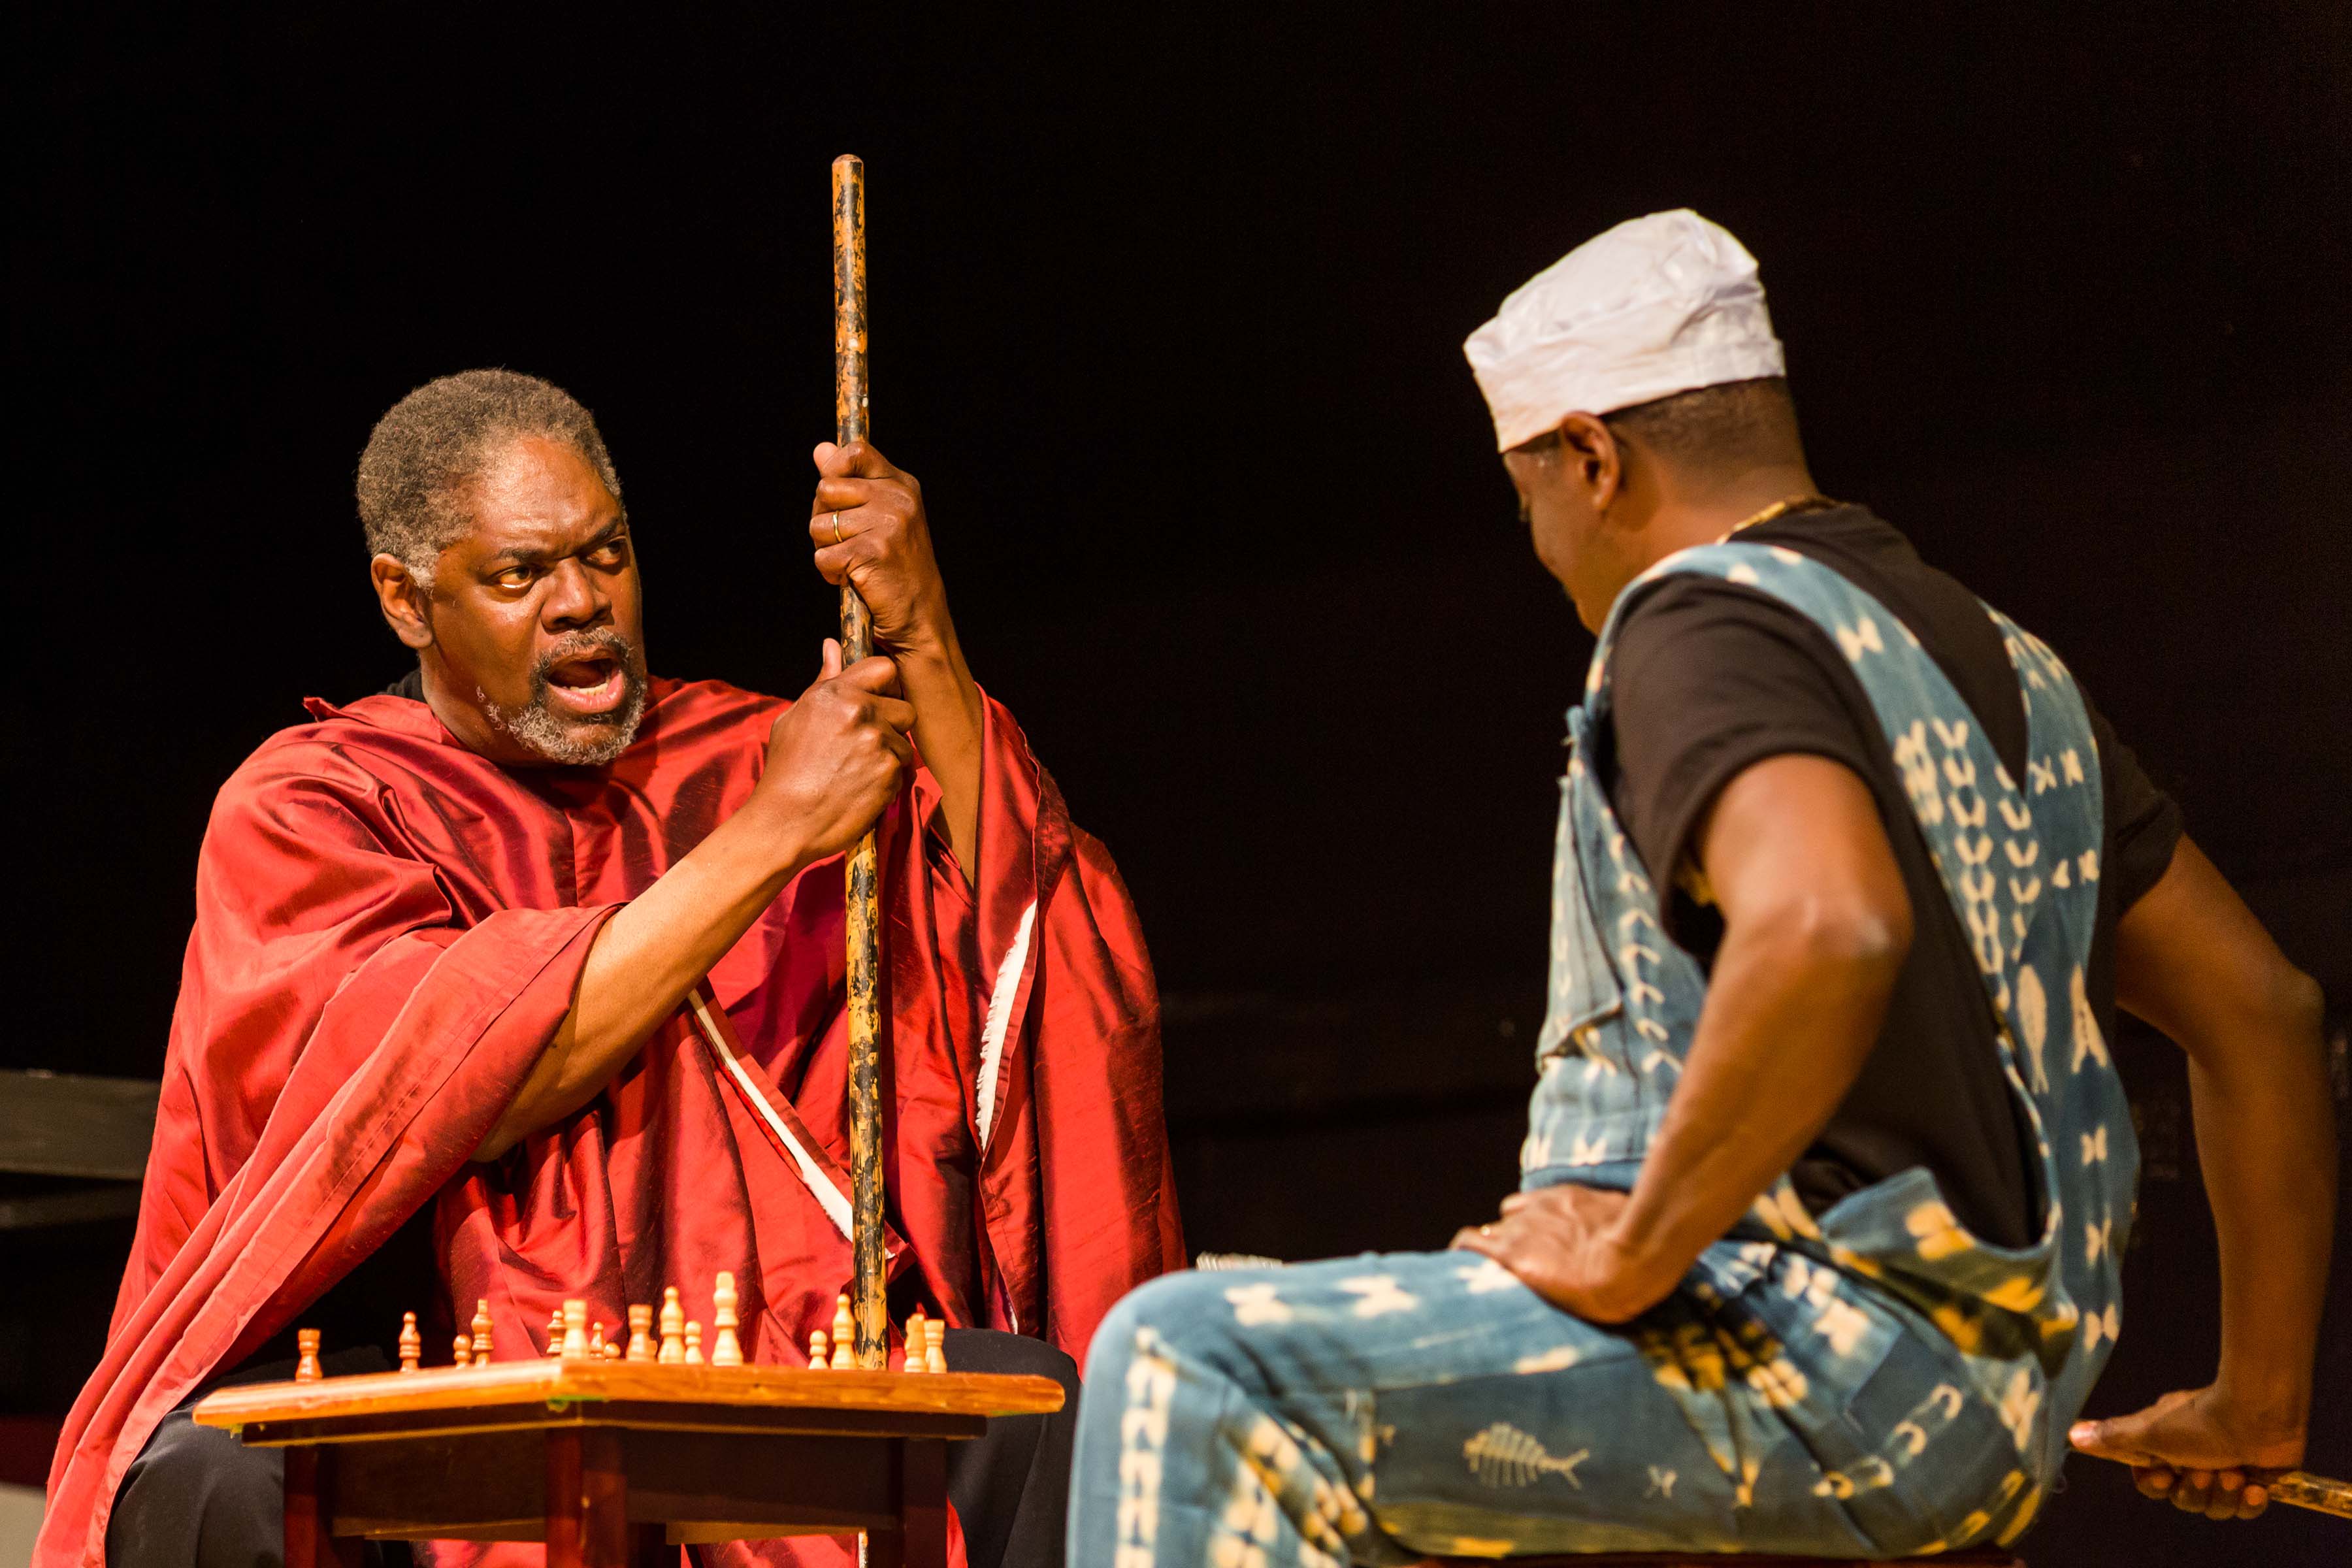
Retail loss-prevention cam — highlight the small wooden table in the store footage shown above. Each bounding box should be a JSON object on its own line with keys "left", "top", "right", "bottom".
{"left": 191, "top": 1358, "right": 1066, "bottom": 1568}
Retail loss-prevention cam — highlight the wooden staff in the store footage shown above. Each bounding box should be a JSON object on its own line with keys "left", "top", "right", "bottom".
{"left": 832, "top": 153, "right": 887, "bottom": 1372}
{"left": 2078, "top": 1452, "right": 2352, "bottom": 1520}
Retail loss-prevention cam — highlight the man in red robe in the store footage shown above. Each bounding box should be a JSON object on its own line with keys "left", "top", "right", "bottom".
{"left": 40, "top": 370, "right": 1181, "bottom": 1568}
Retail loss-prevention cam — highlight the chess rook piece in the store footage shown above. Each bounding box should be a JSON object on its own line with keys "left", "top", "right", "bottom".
{"left": 471, "top": 1299, "right": 494, "bottom": 1361}
{"left": 295, "top": 1329, "right": 322, "bottom": 1384}
{"left": 546, "top": 1309, "right": 565, "bottom": 1359}
{"left": 683, "top": 1320, "right": 704, "bottom": 1365}
{"left": 808, "top": 1329, "right": 829, "bottom": 1369}
{"left": 924, "top": 1316, "right": 947, "bottom": 1374}
{"left": 453, "top": 1334, "right": 473, "bottom": 1368}
{"left": 710, "top": 1271, "right": 745, "bottom": 1367}
{"left": 830, "top": 1293, "right": 856, "bottom": 1370}
{"left": 561, "top": 1299, "right": 590, "bottom": 1361}
{"left": 626, "top": 1303, "right": 655, "bottom": 1362}
{"left": 659, "top": 1287, "right": 685, "bottom": 1365}
{"left": 903, "top": 1308, "right": 928, "bottom": 1373}
{"left": 398, "top": 1312, "right": 421, "bottom": 1374}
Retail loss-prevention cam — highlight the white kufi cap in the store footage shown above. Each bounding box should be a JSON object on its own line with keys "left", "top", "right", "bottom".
{"left": 1463, "top": 210, "right": 1784, "bottom": 451}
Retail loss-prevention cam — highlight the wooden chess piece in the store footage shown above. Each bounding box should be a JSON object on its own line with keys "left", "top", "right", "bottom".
{"left": 711, "top": 1271, "right": 745, "bottom": 1367}
{"left": 924, "top": 1316, "right": 947, "bottom": 1374}
{"left": 562, "top": 1299, "right": 590, "bottom": 1361}
{"left": 589, "top": 1320, "right": 606, "bottom": 1358}
{"left": 602, "top": 1338, "right": 623, "bottom": 1361}
{"left": 295, "top": 1328, "right": 322, "bottom": 1384}
{"left": 903, "top": 1307, "right": 928, "bottom": 1373}
{"left": 453, "top": 1334, "right": 473, "bottom": 1368}
{"left": 683, "top": 1320, "right": 704, "bottom": 1365}
{"left": 398, "top": 1312, "right": 421, "bottom": 1374}
{"left": 546, "top": 1309, "right": 565, "bottom": 1358}
{"left": 626, "top": 1303, "right": 655, "bottom": 1362}
{"left": 808, "top": 1329, "right": 829, "bottom": 1369}
{"left": 659, "top": 1287, "right": 685, "bottom": 1364}
{"left": 830, "top": 1293, "right": 856, "bottom": 1369}
{"left": 471, "top": 1299, "right": 494, "bottom": 1361}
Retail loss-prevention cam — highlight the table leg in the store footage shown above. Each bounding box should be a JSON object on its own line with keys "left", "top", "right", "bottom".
{"left": 546, "top": 1428, "right": 631, "bottom": 1568}
{"left": 881, "top": 1438, "right": 947, "bottom": 1568}
{"left": 284, "top": 1448, "right": 361, "bottom": 1568}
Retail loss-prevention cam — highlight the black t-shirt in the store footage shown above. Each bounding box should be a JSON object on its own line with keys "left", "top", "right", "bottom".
{"left": 1603, "top": 504, "right": 2181, "bottom": 1248}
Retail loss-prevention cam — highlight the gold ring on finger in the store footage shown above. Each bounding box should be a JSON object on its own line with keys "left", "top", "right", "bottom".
{"left": 831, "top": 512, "right": 845, "bottom": 544}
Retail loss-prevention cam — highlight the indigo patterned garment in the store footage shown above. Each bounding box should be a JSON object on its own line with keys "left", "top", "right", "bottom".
{"left": 1068, "top": 544, "right": 2136, "bottom": 1563}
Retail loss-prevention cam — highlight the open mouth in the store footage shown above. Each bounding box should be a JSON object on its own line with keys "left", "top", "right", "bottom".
{"left": 540, "top": 651, "right": 629, "bottom": 717}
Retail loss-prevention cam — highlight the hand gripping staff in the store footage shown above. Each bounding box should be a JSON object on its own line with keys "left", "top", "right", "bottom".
{"left": 831, "top": 153, "right": 889, "bottom": 1372}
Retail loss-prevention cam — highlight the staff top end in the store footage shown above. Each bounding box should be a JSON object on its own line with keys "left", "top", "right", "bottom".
{"left": 832, "top": 154, "right": 863, "bottom": 177}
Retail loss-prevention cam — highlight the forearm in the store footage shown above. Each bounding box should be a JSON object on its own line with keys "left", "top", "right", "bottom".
{"left": 896, "top": 632, "right": 985, "bottom": 877}
{"left": 1600, "top": 919, "right": 1901, "bottom": 1315}
{"left": 2183, "top": 977, "right": 2334, "bottom": 1423}
{"left": 474, "top": 802, "right": 810, "bottom": 1159}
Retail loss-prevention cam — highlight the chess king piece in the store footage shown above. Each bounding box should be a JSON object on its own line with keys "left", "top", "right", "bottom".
{"left": 295, "top": 1329, "right": 321, "bottom": 1384}
{"left": 471, "top": 1299, "right": 494, "bottom": 1360}
{"left": 711, "top": 1271, "right": 745, "bottom": 1367}
{"left": 659, "top": 1287, "right": 685, "bottom": 1365}
{"left": 830, "top": 1294, "right": 856, "bottom": 1369}
{"left": 626, "top": 1303, "right": 655, "bottom": 1362}
{"left": 398, "top": 1312, "right": 421, "bottom": 1374}
{"left": 562, "top": 1299, "right": 591, "bottom": 1361}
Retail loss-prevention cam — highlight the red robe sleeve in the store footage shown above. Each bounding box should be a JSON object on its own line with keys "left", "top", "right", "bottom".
{"left": 37, "top": 736, "right": 612, "bottom": 1568}
{"left": 928, "top": 694, "right": 1184, "bottom": 1359}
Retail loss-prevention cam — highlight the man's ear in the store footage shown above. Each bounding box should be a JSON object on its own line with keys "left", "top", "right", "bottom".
{"left": 370, "top": 554, "right": 436, "bottom": 651}
{"left": 1554, "top": 412, "right": 1625, "bottom": 511}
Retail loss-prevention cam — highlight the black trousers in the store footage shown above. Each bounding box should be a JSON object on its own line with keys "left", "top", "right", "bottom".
{"left": 106, "top": 1328, "right": 1079, "bottom": 1568}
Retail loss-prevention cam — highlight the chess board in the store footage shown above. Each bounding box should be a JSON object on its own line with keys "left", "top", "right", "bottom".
{"left": 188, "top": 1281, "right": 1062, "bottom": 1561}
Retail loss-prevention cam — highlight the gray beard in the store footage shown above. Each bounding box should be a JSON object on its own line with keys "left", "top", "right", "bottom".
{"left": 479, "top": 631, "right": 649, "bottom": 766}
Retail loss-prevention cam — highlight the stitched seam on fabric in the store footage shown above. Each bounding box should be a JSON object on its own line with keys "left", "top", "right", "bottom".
{"left": 689, "top": 989, "right": 854, "bottom": 1241}
{"left": 975, "top": 899, "right": 1038, "bottom": 1149}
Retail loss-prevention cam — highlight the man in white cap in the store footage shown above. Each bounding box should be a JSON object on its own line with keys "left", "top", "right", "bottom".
{"left": 1062, "top": 212, "right": 2331, "bottom": 1561}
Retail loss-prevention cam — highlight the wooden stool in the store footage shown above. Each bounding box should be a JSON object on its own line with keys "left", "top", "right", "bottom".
{"left": 1418, "top": 1552, "right": 2023, "bottom": 1567}
{"left": 192, "top": 1354, "right": 1063, "bottom": 1567}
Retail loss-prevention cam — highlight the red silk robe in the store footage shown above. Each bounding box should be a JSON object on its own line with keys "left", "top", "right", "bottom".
{"left": 40, "top": 677, "right": 1181, "bottom": 1568}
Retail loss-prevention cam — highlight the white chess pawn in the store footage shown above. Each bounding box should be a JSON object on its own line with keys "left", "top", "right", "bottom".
{"left": 684, "top": 1320, "right": 704, "bottom": 1365}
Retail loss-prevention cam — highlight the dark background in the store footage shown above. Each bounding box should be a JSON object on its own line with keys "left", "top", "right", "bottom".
{"left": 12, "top": 3, "right": 2351, "bottom": 1560}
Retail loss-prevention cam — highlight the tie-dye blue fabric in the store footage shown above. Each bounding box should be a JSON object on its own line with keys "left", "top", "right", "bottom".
{"left": 1068, "top": 544, "right": 2136, "bottom": 1563}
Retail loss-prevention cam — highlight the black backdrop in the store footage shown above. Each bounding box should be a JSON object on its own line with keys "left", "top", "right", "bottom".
{"left": 14, "top": 4, "right": 2351, "bottom": 1560}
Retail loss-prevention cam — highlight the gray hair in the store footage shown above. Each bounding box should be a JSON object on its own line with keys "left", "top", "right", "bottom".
{"left": 356, "top": 369, "right": 623, "bottom": 589}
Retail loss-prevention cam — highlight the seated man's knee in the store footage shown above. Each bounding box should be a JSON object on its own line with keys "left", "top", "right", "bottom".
{"left": 108, "top": 1411, "right": 283, "bottom": 1568}
{"left": 1085, "top": 1269, "right": 1256, "bottom": 1386}
{"left": 943, "top": 1326, "right": 1080, "bottom": 1399}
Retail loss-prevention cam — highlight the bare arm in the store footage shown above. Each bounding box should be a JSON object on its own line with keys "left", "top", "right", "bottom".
{"left": 811, "top": 441, "right": 985, "bottom": 876}
{"left": 474, "top": 648, "right": 914, "bottom": 1160}
{"left": 1460, "top": 753, "right": 1912, "bottom": 1320}
{"left": 2070, "top": 835, "right": 2331, "bottom": 1518}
